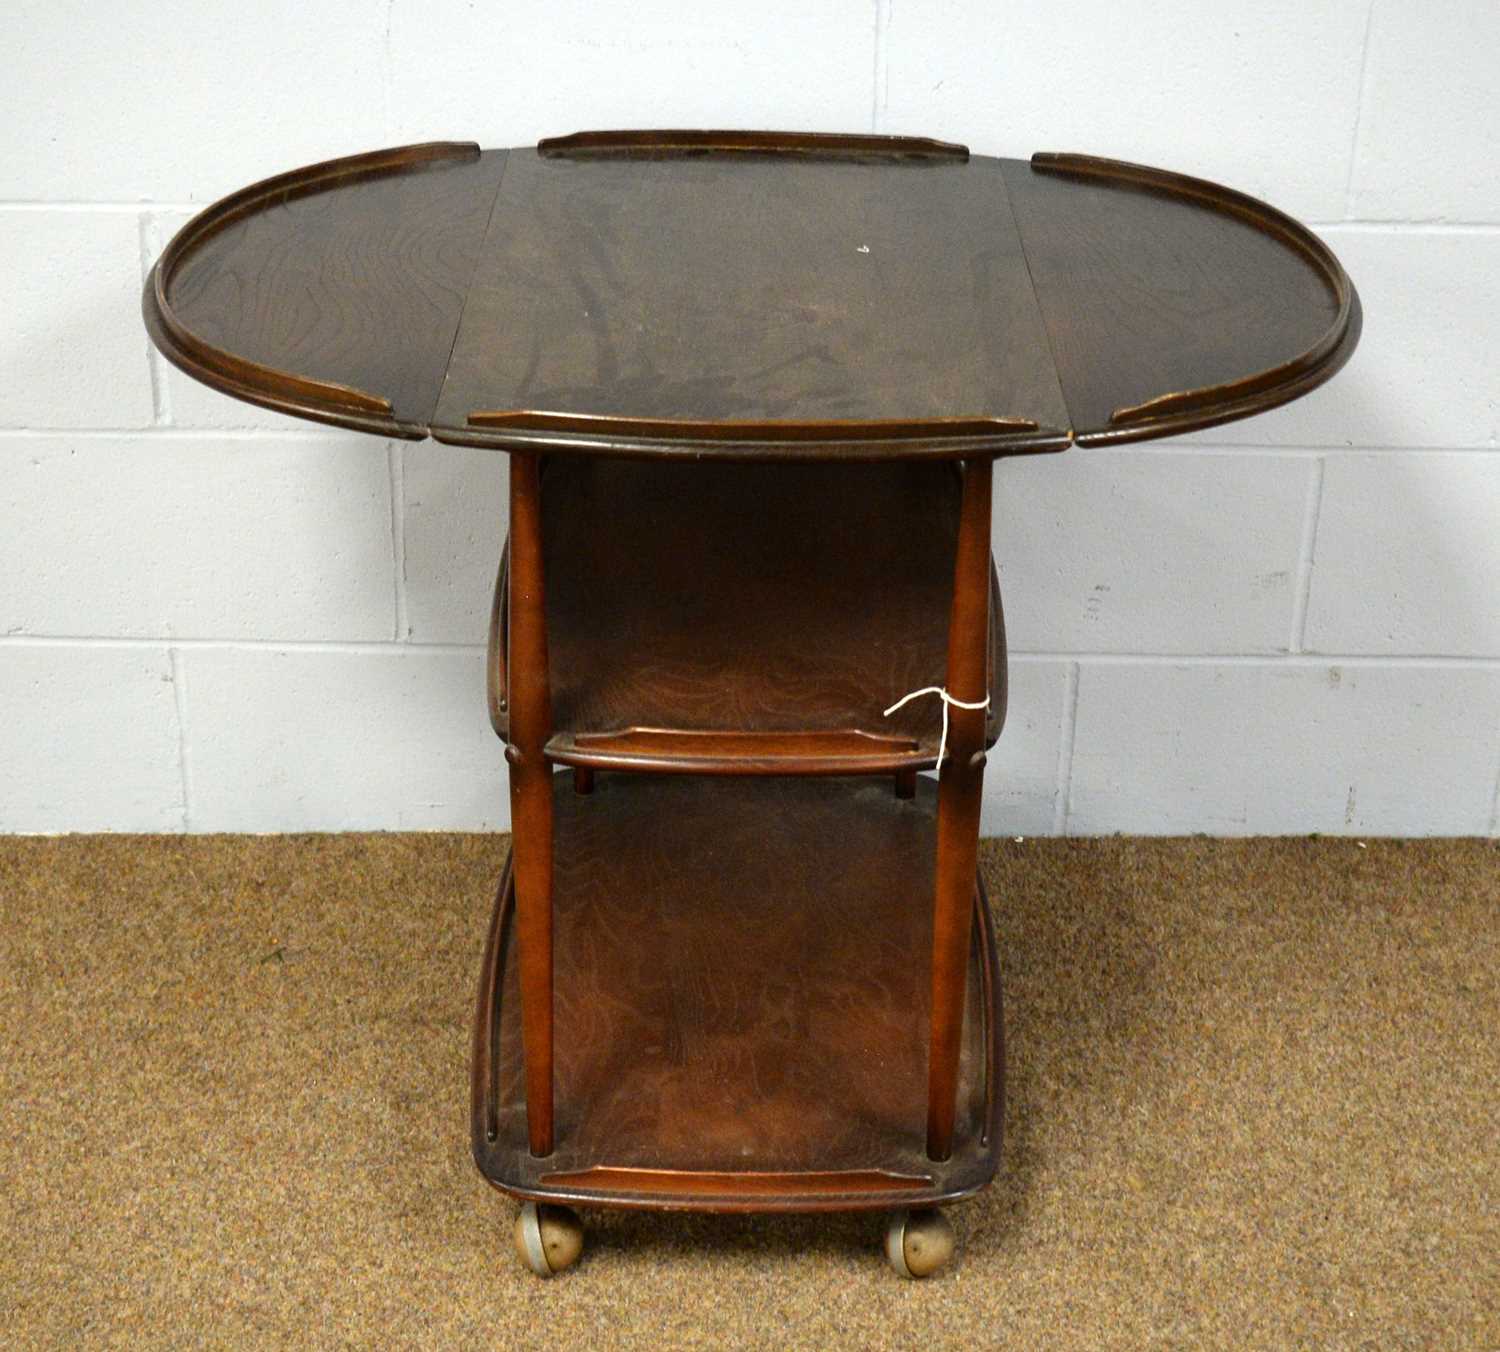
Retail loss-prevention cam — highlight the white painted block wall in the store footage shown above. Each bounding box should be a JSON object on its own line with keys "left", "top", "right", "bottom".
{"left": 2, "top": 1, "right": 1497, "bottom": 836}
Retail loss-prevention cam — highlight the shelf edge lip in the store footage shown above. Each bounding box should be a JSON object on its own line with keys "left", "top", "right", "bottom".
{"left": 546, "top": 738, "right": 938, "bottom": 778}
{"left": 537, "top": 128, "right": 970, "bottom": 160}
{"left": 143, "top": 140, "right": 482, "bottom": 437}
{"left": 1028, "top": 151, "right": 1361, "bottom": 442}
{"left": 536, "top": 1166, "right": 934, "bottom": 1194}
{"left": 477, "top": 1169, "right": 994, "bottom": 1214}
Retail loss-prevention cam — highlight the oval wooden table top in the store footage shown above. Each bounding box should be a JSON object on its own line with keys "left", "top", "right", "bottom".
{"left": 143, "top": 131, "right": 1360, "bottom": 460}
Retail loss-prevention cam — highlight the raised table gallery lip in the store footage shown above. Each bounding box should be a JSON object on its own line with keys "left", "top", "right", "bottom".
{"left": 466, "top": 409, "right": 1042, "bottom": 439}
{"left": 144, "top": 139, "right": 485, "bottom": 433}
{"left": 142, "top": 137, "right": 1361, "bottom": 455}
{"left": 536, "top": 128, "right": 971, "bottom": 160}
{"left": 1026, "top": 150, "right": 1360, "bottom": 442}
{"left": 451, "top": 409, "right": 1074, "bottom": 459}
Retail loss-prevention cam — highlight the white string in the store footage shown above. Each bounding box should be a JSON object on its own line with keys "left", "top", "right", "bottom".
{"left": 882, "top": 685, "right": 991, "bottom": 767}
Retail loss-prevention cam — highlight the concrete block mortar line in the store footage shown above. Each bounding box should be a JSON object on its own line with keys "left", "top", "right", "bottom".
{"left": 168, "top": 647, "right": 194, "bottom": 830}
{"left": 381, "top": 0, "right": 396, "bottom": 143}
{"left": 1092, "top": 443, "right": 1500, "bottom": 457}
{"left": 1051, "top": 660, "right": 1080, "bottom": 835}
{"left": 1342, "top": 0, "right": 1379, "bottom": 218}
{"left": 388, "top": 441, "right": 409, "bottom": 641}
{"left": 0, "top": 428, "right": 364, "bottom": 442}
{"left": 0, "top": 201, "right": 205, "bottom": 212}
{"left": 1309, "top": 220, "right": 1500, "bottom": 233}
{"left": 1289, "top": 455, "right": 1326, "bottom": 653}
{"left": 870, "top": 0, "right": 892, "bottom": 133}
{"left": 1012, "top": 652, "right": 1500, "bottom": 669}
{"left": 0, "top": 635, "right": 486, "bottom": 657}
{"left": 2, "top": 636, "right": 1497, "bottom": 666}
{"left": 0, "top": 433, "right": 1493, "bottom": 456}
{"left": 136, "top": 212, "right": 172, "bottom": 427}
{"left": 0, "top": 211, "right": 1494, "bottom": 234}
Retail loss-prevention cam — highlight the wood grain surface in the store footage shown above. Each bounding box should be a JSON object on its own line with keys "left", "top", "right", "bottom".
{"left": 1002, "top": 154, "right": 1359, "bottom": 444}
{"left": 147, "top": 145, "right": 507, "bottom": 435}
{"left": 431, "top": 148, "right": 1071, "bottom": 459}
{"left": 517, "top": 456, "right": 1005, "bottom": 774}
{"left": 145, "top": 136, "right": 1361, "bottom": 457}
{"left": 472, "top": 773, "right": 1002, "bottom": 1211}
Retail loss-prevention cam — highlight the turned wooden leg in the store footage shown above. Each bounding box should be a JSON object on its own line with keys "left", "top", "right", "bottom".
{"left": 507, "top": 452, "right": 555, "bottom": 1158}
{"left": 927, "top": 457, "right": 992, "bottom": 1162}
{"left": 894, "top": 767, "right": 917, "bottom": 799}
{"left": 573, "top": 766, "right": 595, "bottom": 796}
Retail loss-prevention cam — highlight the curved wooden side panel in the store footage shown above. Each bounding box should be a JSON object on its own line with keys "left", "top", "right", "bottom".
{"left": 987, "top": 556, "right": 1007, "bottom": 747}
{"left": 975, "top": 872, "right": 1004, "bottom": 1152}
{"left": 1028, "top": 152, "right": 1359, "bottom": 445}
{"left": 486, "top": 537, "right": 509, "bottom": 740}
{"left": 144, "top": 141, "right": 482, "bottom": 436}
{"left": 538, "top": 128, "right": 970, "bottom": 159}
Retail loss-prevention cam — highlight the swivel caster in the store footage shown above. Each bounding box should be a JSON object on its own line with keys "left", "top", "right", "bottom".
{"left": 884, "top": 1208, "right": 956, "bottom": 1278}
{"left": 514, "top": 1203, "right": 584, "bottom": 1276}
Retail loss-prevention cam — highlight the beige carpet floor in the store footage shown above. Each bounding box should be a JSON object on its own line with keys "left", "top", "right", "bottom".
{"left": 1, "top": 833, "right": 1495, "bottom": 1349}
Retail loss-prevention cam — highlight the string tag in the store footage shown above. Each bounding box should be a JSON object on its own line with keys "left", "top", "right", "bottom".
{"left": 882, "top": 686, "right": 990, "bottom": 767}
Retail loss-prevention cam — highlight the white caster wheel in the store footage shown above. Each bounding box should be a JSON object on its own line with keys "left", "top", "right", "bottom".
{"left": 884, "top": 1208, "right": 956, "bottom": 1278}
{"left": 514, "top": 1202, "right": 584, "bottom": 1276}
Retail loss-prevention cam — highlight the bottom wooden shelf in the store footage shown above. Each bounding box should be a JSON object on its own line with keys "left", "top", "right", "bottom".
{"left": 472, "top": 774, "right": 1003, "bottom": 1213}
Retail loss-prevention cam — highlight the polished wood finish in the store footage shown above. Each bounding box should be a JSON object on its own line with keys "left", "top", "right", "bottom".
{"left": 142, "top": 131, "right": 1362, "bottom": 1224}
{"left": 431, "top": 147, "right": 1071, "bottom": 461}
{"left": 510, "top": 457, "right": 1005, "bottom": 777}
{"left": 506, "top": 453, "right": 555, "bottom": 1157}
{"left": 537, "top": 1168, "right": 933, "bottom": 1197}
{"left": 144, "top": 142, "right": 505, "bottom": 437}
{"left": 146, "top": 135, "right": 1361, "bottom": 459}
{"left": 537, "top": 456, "right": 998, "bottom": 761}
{"left": 1002, "top": 153, "right": 1360, "bottom": 445}
{"left": 484, "top": 539, "right": 508, "bottom": 739}
{"left": 471, "top": 774, "right": 1003, "bottom": 1213}
{"left": 927, "top": 459, "right": 993, "bottom": 1160}
{"left": 466, "top": 409, "right": 1040, "bottom": 443}
{"left": 537, "top": 129, "right": 971, "bottom": 160}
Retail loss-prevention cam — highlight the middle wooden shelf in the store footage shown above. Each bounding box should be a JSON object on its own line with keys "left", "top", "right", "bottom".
{"left": 488, "top": 455, "right": 1005, "bottom": 776}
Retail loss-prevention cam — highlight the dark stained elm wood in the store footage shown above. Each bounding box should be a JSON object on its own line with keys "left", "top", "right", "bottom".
{"left": 537, "top": 128, "right": 971, "bottom": 160}
{"left": 471, "top": 774, "right": 1003, "bottom": 1213}
{"left": 1002, "top": 153, "right": 1360, "bottom": 446}
{"left": 145, "top": 137, "right": 1361, "bottom": 459}
{"left": 145, "top": 142, "right": 507, "bottom": 436}
{"left": 430, "top": 148, "right": 1071, "bottom": 460}
{"left": 535, "top": 1168, "right": 933, "bottom": 1197}
{"left": 141, "top": 131, "right": 1363, "bottom": 1230}
{"left": 513, "top": 456, "right": 1006, "bottom": 776}
{"left": 465, "top": 409, "right": 1041, "bottom": 443}
{"left": 484, "top": 537, "right": 508, "bottom": 740}
{"left": 927, "top": 458, "right": 993, "bottom": 1161}
{"left": 506, "top": 453, "right": 555, "bottom": 1157}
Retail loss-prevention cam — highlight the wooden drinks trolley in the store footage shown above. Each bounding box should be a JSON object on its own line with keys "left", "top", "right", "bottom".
{"left": 144, "top": 130, "right": 1359, "bottom": 1278}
